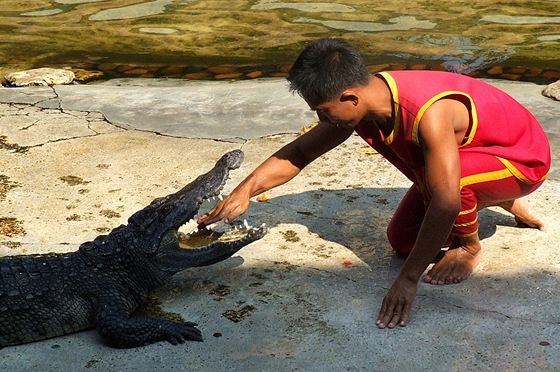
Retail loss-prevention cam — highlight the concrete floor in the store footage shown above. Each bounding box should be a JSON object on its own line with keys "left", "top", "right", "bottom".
{"left": 0, "top": 78, "right": 559, "bottom": 371}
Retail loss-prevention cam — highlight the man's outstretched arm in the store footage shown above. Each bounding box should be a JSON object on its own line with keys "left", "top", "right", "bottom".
{"left": 197, "top": 122, "right": 353, "bottom": 227}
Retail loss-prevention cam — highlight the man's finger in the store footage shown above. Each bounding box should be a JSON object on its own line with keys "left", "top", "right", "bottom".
{"left": 387, "top": 312, "right": 402, "bottom": 328}
{"left": 389, "top": 304, "right": 411, "bottom": 328}
{"left": 377, "top": 301, "right": 388, "bottom": 321}
{"left": 196, "top": 210, "right": 221, "bottom": 227}
{"left": 376, "top": 301, "right": 396, "bottom": 329}
{"left": 399, "top": 308, "right": 410, "bottom": 327}
{"left": 378, "top": 312, "right": 398, "bottom": 329}
{"left": 399, "top": 301, "right": 413, "bottom": 326}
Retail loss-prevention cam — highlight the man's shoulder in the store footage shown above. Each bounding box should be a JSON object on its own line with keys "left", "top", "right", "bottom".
{"left": 380, "top": 70, "right": 467, "bottom": 80}
{"left": 379, "top": 70, "right": 496, "bottom": 98}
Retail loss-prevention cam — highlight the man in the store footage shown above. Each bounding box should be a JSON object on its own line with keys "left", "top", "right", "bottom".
{"left": 197, "top": 38, "right": 551, "bottom": 329}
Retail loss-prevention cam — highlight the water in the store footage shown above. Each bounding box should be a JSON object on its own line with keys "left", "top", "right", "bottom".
{"left": 1, "top": 0, "right": 559, "bottom": 82}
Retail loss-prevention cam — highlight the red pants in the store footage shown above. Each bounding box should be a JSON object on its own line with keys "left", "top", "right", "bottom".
{"left": 387, "top": 152, "right": 545, "bottom": 255}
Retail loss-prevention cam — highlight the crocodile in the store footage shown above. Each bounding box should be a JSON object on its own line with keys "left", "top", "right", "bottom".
{"left": 0, "top": 150, "right": 266, "bottom": 348}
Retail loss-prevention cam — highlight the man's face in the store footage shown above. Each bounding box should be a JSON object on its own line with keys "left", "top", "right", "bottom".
{"left": 310, "top": 95, "right": 363, "bottom": 129}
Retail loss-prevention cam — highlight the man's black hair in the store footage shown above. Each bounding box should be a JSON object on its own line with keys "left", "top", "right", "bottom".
{"left": 287, "top": 38, "right": 370, "bottom": 106}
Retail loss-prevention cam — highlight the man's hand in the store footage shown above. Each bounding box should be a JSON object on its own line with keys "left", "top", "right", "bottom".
{"left": 376, "top": 276, "right": 418, "bottom": 329}
{"left": 197, "top": 193, "right": 250, "bottom": 228}
{"left": 196, "top": 121, "right": 353, "bottom": 229}
{"left": 374, "top": 97, "right": 467, "bottom": 329}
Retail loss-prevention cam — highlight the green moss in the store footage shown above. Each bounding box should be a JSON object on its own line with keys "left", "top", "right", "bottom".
{"left": 1, "top": 1, "right": 559, "bottom": 78}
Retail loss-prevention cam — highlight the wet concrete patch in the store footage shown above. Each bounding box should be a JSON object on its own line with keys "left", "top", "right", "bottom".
{"left": 222, "top": 305, "right": 256, "bottom": 323}
{"left": 251, "top": 1, "right": 355, "bottom": 12}
{"left": 0, "top": 175, "right": 19, "bottom": 201}
{"left": 0, "top": 218, "right": 26, "bottom": 237}
{"left": 294, "top": 15, "right": 437, "bottom": 32}
{"left": 60, "top": 175, "right": 90, "bottom": 186}
{"left": 482, "top": 15, "right": 560, "bottom": 24}
{"left": 88, "top": 0, "right": 185, "bottom": 21}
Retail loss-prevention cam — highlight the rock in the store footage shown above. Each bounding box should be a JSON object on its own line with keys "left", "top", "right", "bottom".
{"left": 543, "top": 71, "right": 560, "bottom": 80}
{"left": 486, "top": 66, "right": 503, "bottom": 75}
{"left": 245, "top": 71, "right": 263, "bottom": 79}
{"left": 184, "top": 72, "right": 212, "bottom": 80}
{"left": 506, "top": 66, "right": 527, "bottom": 75}
{"left": 500, "top": 73, "right": 522, "bottom": 81}
{"left": 96, "top": 63, "right": 119, "bottom": 71}
{"left": 160, "top": 65, "right": 184, "bottom": 75}
{"left": 207, "top": 66, "right": 238, "bottom": 74}
{"left": 4, "top": 68, "right": 75, "bottom": 87}
{"left": 524, "top": 67, "right": 543, "bottom": 78}
{"left": 123, "top": 68, "right": 149, "bottom": 76}
{"left": 72, "top": 69, "right": 104, "bottom": 83}
{"left": 542, "top": 80, "right": 560, "bottom": 101}
{"left": 278, "top": 64, "right": 293, "bottom": 73}
{"left": 117, "top": 65, "right": 135, "bottom": 73}
{"left": 214, "top": 73, "right": 243, "bottom": 80}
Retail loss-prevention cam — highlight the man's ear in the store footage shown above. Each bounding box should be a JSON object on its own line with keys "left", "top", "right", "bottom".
{"left": 340, "top": 90, "right": 359, "bottom": 106}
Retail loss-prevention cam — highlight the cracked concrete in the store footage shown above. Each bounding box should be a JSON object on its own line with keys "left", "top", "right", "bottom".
{"left": 0, "top": 78, "right": 559, "bottom": 371}
{"left": 0, "top": 103, "right": 121, "bottom": 149}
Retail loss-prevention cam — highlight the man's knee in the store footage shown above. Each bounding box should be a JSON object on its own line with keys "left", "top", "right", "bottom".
{"left": 387, "top": 225, "right": 414, "bottom": 256}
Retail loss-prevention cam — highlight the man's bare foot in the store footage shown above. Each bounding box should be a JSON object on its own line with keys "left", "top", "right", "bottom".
{"left": 423, "top": 235, "right": 481, "bottom": 285}
{"left": 498, "top": 199, "right": 545, "bottom": 231}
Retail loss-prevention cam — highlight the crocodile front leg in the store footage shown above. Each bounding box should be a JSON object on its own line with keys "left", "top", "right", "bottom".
{"left": 93, "top": 295, "right": 203, "bottom": 348}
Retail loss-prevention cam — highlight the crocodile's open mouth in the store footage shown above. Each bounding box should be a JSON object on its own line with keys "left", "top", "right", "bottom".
{"left": 159, "top": 149, "right": 266, "bottom": 253}
{"left": 178, "top": 221, "right": 266, "bottom": 250}
{"left": 154, "top": 196, "right": 266, "bottom": 273}
{"left": 147, "top": 150, "right": 267, "bottom": 272}
{"left": 170, "top": 191, "right": 267, "bottom": 251}
{"left": 182, "top": 174, "right": 268, "bottom": 248}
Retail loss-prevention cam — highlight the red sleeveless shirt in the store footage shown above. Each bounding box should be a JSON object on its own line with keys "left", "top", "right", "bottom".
{"left": 355, "top": 71, "right": 551, "bottom": 191}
